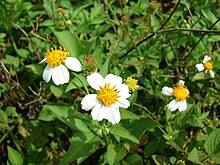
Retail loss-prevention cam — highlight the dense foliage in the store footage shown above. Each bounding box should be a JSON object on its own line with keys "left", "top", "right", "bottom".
{"left": 0, "top": 0, "right": 220, "bottom": 164}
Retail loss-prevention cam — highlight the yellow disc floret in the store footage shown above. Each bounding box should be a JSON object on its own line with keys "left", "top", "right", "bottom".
{"left": 46, "top": 47, "right": 69, "bottom": 67}
{"left": 204, "top": 61, "right": 214, "bottom": 70}
{"left": 173, "top": 85, "right": 189, "bottom": 101}
{"left": 97, "top": 83, "right": 119, "bottom": 106}
{"left": 126, "top": 77, "right": 138, "bottom": 91}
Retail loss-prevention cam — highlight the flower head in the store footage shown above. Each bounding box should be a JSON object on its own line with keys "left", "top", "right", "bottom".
{"left": 196, "top": 55, "right": 215, "bottom": 78}
{"left": 81, "top": 73, "right": 131, "bottom": 124}
{"left": 126, "top": 77, "right": 138, "bottom": 91}
{"left": 162, "top": 80, "right": 189, "bottom": 112}
{"left": 40, "top": 47, "right": 82, "bottom": 85}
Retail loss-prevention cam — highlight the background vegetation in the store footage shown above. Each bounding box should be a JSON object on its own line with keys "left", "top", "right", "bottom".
{"left": 0, "top": 0, "right": 220, "bottom": 164}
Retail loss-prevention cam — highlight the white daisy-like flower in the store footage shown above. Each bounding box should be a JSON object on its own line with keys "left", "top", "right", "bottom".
{"left": 196, "top": 55, "right": 215, "bottom": 78}
{"left": 162, "top": 80, "right": 189, "bottom": 112}
{"left": 81, "top": 73, "right": 131, "bottom": 124}
{"left": 40, "top": 47, "right": 82, "bottom": 85}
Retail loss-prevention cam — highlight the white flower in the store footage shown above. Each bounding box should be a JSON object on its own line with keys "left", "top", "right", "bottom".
{"left": 40, "top": 47, "right": 82, "bottom": 85}
{"left": 81, "top": 73, "right": 131, "bottom": 124}
{"left": 196, "top": 55, "right": 215, "bottom": 78}
{"left": 162, "top": 80, "right": 189, "bottom": 112}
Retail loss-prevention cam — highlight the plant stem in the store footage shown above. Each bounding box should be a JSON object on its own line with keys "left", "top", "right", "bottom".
{"left": 183, "top": 18, "right": 220, "bottom": 60}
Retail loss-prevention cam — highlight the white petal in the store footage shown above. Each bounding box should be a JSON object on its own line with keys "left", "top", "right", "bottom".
{"left": 196, "top": 63, "right": 205, "bottom": 71}
{"left": 162, "top": 86, "right": 173, "bottom": 96}
{"left": 117, "top": 84, "right": 131, "bottom": 98}
{"left": 178, "top": 80, "right": 185, "bottom": 86}
{"left": 86, "top": 72, "right": 104, "bottom": 90}
{"left": 39, "top": 57, "right": 47, "bottom": 64}
{"left": 42, "top": 65, "right": 53, "bottom": 82}
{"left": 117, "top": 98, "right": 130, "bottom": 108}
{"left": 52, "top": 65, "right": 69, "bottom": 85}
{"left": 203, "top": 55, "right": 211, "bottom": 63}
{"left": 81, "top": 94, "right": 99, "bottom": 111}
{"left": 167, "top": 99, "right": 179, "bottom": 112}
{"left": 104, "top": 74, "right": 122, "bottom": 88}
{"left": 65, "top": 57, "right": 82, "bottom": 72}
{"left": 91, "top": 104, "right": 105, "bottom": 121}
{"left": 178, "top": 100, "right": 187, "bottom": 112}
{"left": 209, "top": 70, "right": 215, "bottom": 78}
{"left": 106, "top": 106, "right": 121, "bottom": 124}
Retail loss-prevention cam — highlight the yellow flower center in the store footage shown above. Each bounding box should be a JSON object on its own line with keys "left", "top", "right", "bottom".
{"left": 126, "top": 77, "right": 138, "bottom": 91}
{"left": 204, "top": 61, "right": 214, "bottom": 70}
{"left": 46, "top": 47, "right": 68, "bottom": 67}
{"left": 97, "top": 83, "right": 119, "bottom": 106}
{"left": 173, "top": 86, "right": 189, "bottom": 101}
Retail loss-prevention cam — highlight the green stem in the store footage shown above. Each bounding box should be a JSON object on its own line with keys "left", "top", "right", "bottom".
{"left": 30, "top": 31, "right": 51, "bottom": 42}
{"left": 0, "top": 111, "right": 25, "bottom": 157}
{"left": 133, "top": 103, "right": 156, "bottom": 118}
{"left": 104, "top": 0, "right": 143, "bottom": 57}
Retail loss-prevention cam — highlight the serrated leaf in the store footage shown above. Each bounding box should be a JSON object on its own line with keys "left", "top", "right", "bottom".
{"left": 59, "top": 131, "right": 99, "bottom": 165}
{"left": 53, "top": 30, "right": 80, "bottom": 58}
{"left": 109, "top": 125, "right": 139, "bottom": 144}
{"left": 205, "top": 128, "right": 220, "bottom": 156}
{"left": 7, "top": 146, "right": 23, "bottom": 165}
{"left": 188, "top": 115, "right": 204, "bottom": 127}
{"left": 187, "top": 148, "right": 201, "bottom": 164}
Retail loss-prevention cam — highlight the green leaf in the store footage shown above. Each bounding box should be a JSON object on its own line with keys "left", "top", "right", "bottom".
{"left": 50, "top": 85, "right": 63, "bottom": 97}
{"left": 107, "top": 144, "right": 117, "bottom": 165}
{"left": 59, "top": 131, "right": 99, "bottom": 165}
{"left": 109, "top": 125, "right": 139, "bottom": 144}
{"left": 16, "top": 49, "right": 29, "bottom": 58}
{"left": 211, "top": 150, "right": 220, "bottom": 163}
{"left": 188, "top": 114, "right": 204, "bottom": 127}
{"left": 125, "top": 154, "right": 143, "bottom": 165}
{"left": 7, "top": 146, "right": 23, "bottom": 165}
{"left": 43, "top": 0, "right": 54, "bottom": 17}
{"left": 0, "top": 110, "right": 8, "bottom": 123}
{"left": 204, "top": 128, "right": 220, "bottom": 156}
{"left": 44, "top": 104, "right": 89, "bottom": 132}
{"left": 25, "top": 64, "right": 44, "bottom": 76}
{"left": 53, "top": 30, "right": 80, "bottom": 58}
{"left": 128, "top": 118, "right": 162, "bottom": 140}
{"left": 99, "top": 56, "right": 111, "bottom": 77}
{"left": 144, "top": 140, "right": 159, "bottom": 156}
{"left": 128, "top": 91, "right": 138, "bottom": 105}
{"left": 202, "top": 10, "right": 220, "bottom": 28}
{"left": 65, "top": 74, "right": 88, "bottom": 93}
{"left": 38, "top": 106, "right": 56, "bottom": 121}
{"left": 187, "top": 148, "right": 201, "bottom": 164}
{"left": 192, "top": 72, "right": 206, "bottom": 82}
{"left": 120, "top": 109, "right": 139, "bottom": 120}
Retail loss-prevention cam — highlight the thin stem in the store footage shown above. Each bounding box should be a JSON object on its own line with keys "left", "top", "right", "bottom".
{"left": 104, "top": 0, "right": 143, "bottom": 57}
{"left": 133, "top": 103, "right": 156, "bottom": 119}
{"left": 30, "top": 31, "right": 51, "bottom": 42}
{"left": 159, "top": 0, "right": 181, "bottom": 30}
{"left": 98, "top": 0, "right": 117, "bottom": 33}
{"left": 184, "top": 18, "right": 220, "bottom": 60}
{"left": 119, "top": 27, "right": 220, "bottom": 59}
